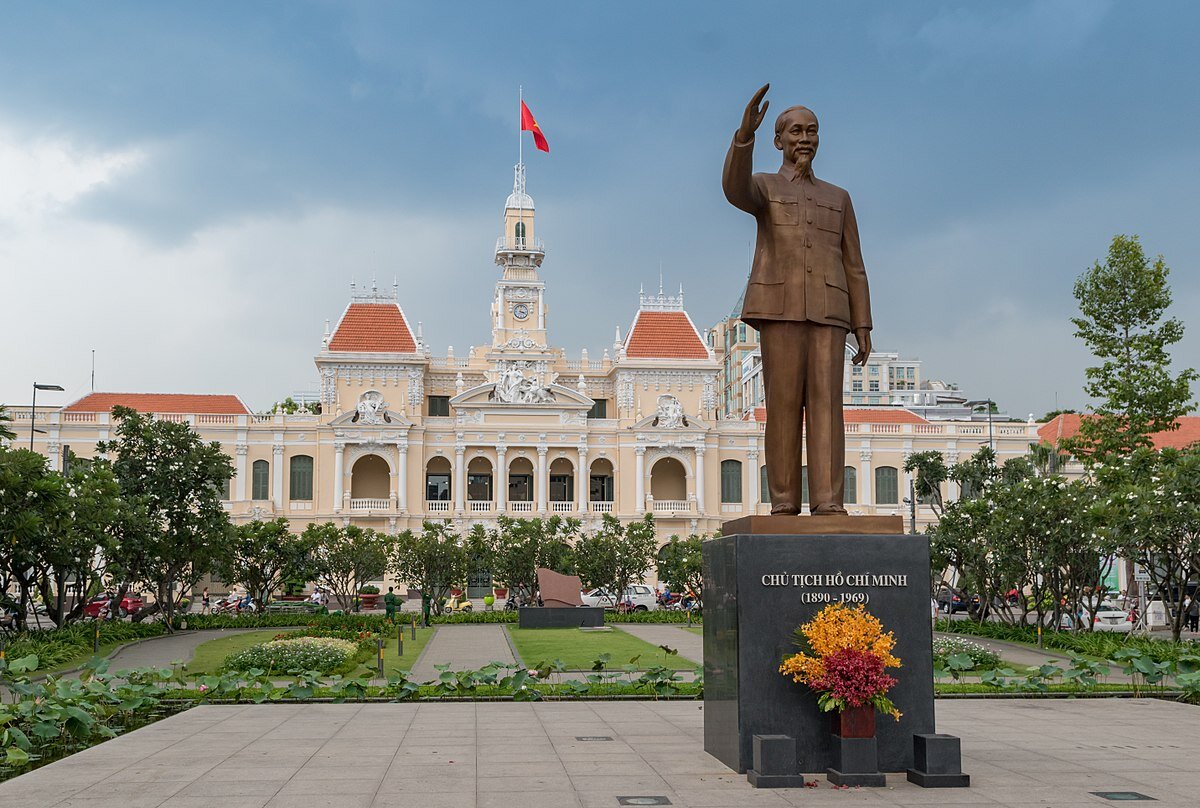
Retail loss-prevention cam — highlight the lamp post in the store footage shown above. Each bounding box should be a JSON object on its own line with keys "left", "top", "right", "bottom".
{"left": 965, "top": 399, "right": 995, "bottom": 452}
{"left": 30, "top": 383, "right": 64, "bottom": 451}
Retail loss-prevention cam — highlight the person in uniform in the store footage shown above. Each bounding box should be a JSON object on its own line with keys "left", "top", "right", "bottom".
{"left": 723, "top": 83, "right": 875, "bottom": 515}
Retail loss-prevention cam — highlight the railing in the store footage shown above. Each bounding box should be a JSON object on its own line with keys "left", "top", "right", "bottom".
{"left": 508, "top": 501, "right": 534, "bottom": 513}
{"left": 468, "top": 500, "right": 493, "bottom": 513}
{"left": 872, "top": 423, "right": 901, "bottom": 433}
{"left": 351, "top": 498, "right": 390, "bottom": 512}
{"left": 196, "top": 414, "right": 237, "bottom": 425}
{"left": 590, "top": 501, "right": 613, "bottom": 513}
{"left": 563, "top": 360, "right": 605, "bottom": 371}
{"left": 495, "top": 236, "right": 545, "bottom": 254}
{"left": 651, "top": 500, "right": 693, "bottom": 514}
{"left": 550, "top": 501, "right": 575, "bottom": 513}
{"left": 958, "top": 425, "right": 985, "bottom": 435}
{"left": 913, "top": 424, "right": 942, "bottom": 434}
{"left": 426, "top": 500, "right": 451, "bottom": 513}
{"left": 429, "top": 357, "right": 470, "bottom": 368}
{"left": 62, "top": 412, "right": 96, "bottom": 423}
{"left": 290, "top": 502, "right": 313, "bottom": 511}
{"left": 720, "top": 503, "right": 742, "bottom": 513}
{"left": 254, "top": 414, "right": 274, "bottom": 423}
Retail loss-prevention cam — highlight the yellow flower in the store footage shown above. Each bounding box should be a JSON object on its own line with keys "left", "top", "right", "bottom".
{"left": 779, "top": 603, "right": 902, "bottom": 683}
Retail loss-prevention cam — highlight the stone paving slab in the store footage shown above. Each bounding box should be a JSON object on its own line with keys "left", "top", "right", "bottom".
{"left": 616, "top": 624, "right": 704, "bottom": 664}
{"left": 409, "top": 624, "right": 516, "bottom": 678}
{"left": 3, "top": 698, "right": 1199, "bottom": 807}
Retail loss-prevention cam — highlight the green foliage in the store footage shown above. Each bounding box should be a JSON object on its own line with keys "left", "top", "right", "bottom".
{"left": 217, "top": 518, "right": 319, "bottom": 607}
{"left": 486, "top": 515, "right": 579, "bottom": 600}
{"left": 224, "top": 635, "right": 363, "bottom": 674}
{"left": 1066, "top": 234, "right": 1197, "bottom": 462}
{"left": 0, "top": 405, "right": 15, "bottom": 442}
{"left": 2, "top": 621, "right": 166, "bottom": 671}
{"left": 302, "top": 522, "right": 390, "bottom": 613}
{"left": 939, "top": 619, "right": 1199, "bottom": 663}
{"left": 389, "top": 521, "right": 469, "bottom": 620}
{"left": 573, "top": 514, "right": 658, "bottom": 603}
{"left": 655, "top": 533, "right": 705, "bottom": 606}
{"left": 932, "top": 636, "right": 1000, "bottom": 669}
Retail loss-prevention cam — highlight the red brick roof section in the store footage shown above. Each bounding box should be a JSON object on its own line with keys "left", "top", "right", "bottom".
{"left": 328, "top": 303, "right": 417, "bottom": 353}
{"left": 625, "top": 311, "right": 709, "bottom": 359}
{"left": 64, "top": 393, "right": 250, "bottom": 415}
{"left": 750, "top": 407, "right": 929, "bottom": 424}
{"left": 1038, "top": 413, "right": 1200, "bottom": 450}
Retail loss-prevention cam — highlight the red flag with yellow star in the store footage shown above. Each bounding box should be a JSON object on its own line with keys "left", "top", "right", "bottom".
{"left": 520, "top": 100, "right": 549, "bottom": 153}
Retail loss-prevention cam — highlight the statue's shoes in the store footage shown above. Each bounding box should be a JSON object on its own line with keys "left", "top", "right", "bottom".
{"left": 812, "top": 504, "right": 849, "bottom": 516}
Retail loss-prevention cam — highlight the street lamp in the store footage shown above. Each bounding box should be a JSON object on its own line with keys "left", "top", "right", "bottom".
{"left": 30, "top": 383, "right": 64, "bottom": 451}
{"left": 965, "top": 398, "right": 995, "bottom": 451}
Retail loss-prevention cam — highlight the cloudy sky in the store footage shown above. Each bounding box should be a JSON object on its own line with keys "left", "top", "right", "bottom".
{"left": 2, "top": 1, "right": 1197, "bottom": 419}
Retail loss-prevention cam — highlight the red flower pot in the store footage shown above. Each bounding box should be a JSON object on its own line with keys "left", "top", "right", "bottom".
{"left": 833, "top": 705, "right": 876, "bottom": 738}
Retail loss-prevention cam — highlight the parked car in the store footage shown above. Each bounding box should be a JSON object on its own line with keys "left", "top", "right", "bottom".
{"left": 580, "top": 585, "right": 657, "bottom": 611}
{"left": 1058, "top": 602, "right": 1133, "bottom": 633}
{"left": 935, "top": 588, "right": 978, "bottom": 614}
{"left": 82, "top": 593, "right": 144, "bottom": 619}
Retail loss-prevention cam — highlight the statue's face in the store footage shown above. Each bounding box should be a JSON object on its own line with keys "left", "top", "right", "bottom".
{"left": 774, "top": 108, "right": 819, "bottom": 168}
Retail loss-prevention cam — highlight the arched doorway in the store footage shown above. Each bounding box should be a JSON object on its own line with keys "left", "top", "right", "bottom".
{"left": 549, "top": 457, "right": 574, "bottom": 511}
{"left": 650, "top": 457, "right": 687, "bottom": 503}
{"left": 350, "top": 455, "right": 390, "bottom": 507}
{"left": 590, "top": 458, "right": 614, "bottom": 511}
{"left": 467, "top": 456, "right": 493, "bottom": 509}
{"left": 425, "top": 456, "right": 452, "bottom": 511}
{"left": 508, "top": 456, "right": 534, "bottom": 512}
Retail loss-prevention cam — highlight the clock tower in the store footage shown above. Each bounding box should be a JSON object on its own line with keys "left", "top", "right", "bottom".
{"left": 490, "top": 162, "right": 551, "bottom": 355}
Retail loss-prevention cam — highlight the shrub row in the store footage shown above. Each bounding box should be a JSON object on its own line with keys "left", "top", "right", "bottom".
{"left": 176, "top": 608, "right": 702, "bottom": 630}
{"left": 4, "top": 621, "right": 166, "bottom": 670}
{"left": 938, "top": 619, "right": 1199, "bottom": 663}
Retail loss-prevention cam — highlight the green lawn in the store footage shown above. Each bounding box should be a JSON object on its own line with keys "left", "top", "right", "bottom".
{"left": 185, "top": 626, "right": 435, "bottom": 677}
{"left": 507, "top": 627, "right": 696, "bottom": 670}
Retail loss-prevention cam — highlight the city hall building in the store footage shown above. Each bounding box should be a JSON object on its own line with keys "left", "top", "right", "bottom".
{"left": 15, "top": 166, "right": 1042, "bottom": 549}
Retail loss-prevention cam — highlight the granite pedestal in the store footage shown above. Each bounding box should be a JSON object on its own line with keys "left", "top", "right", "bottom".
{"left": 703, "top": 519, "right": 936, "bottom": 775}
{"left": 518, "top": 606, "right": 604, "bottom": 628}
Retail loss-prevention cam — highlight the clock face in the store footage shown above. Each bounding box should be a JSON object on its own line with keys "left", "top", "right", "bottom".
{"left": 513, "top": 303, "right": 530, "bottom": 321}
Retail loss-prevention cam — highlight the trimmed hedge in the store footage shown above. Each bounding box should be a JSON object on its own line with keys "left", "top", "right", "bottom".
{"left": 938, "top": 619, "right": 1199, "bottom": 663}
{"left": 177, "top": 608, "right": 701, "bottom": 630}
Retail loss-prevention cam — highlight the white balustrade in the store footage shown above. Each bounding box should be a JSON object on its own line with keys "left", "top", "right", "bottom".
{"left": 350, "top": 498, "right": 391, "bottom": 512}
{"left": 469, "top": 500, "right": 493, "bottom": 513}
{"left": 589, "top": 501, "right": 613, "bottom": 513}
{"left": 290, "top": 502, "right": 313, "bottom": 511}
{"left": 550, "top": 501, "right": 575, "bottom": 513}
{"left": 425, "top": 500, "right": 451, "bottom": 513}
{"left": 720, "top": 503, "right": 742, "bottom": 513}
{"left": 508, "top": 501, "right": 534, "bottom": 513}
{"left": 651, "top": 500, "right": 693, "bottom": 514}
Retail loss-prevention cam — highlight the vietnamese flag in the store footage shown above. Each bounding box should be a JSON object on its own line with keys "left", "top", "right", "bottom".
{"left": 520, "top": 100, "right": 550, "bottom": 153}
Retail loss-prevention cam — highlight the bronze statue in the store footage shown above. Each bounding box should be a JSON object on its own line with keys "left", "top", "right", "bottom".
{"left": 723, "top": 84, "right": 873, "bottom": 516}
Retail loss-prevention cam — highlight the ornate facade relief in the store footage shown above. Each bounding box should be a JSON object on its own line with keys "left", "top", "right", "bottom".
{"left": 354, "top": 391, "right": 390, "bottom": 424}
{"left": 654, "top": 394, "right": 688, "bottom": 429}
{"left": 491, "top": 362, "right": 556, "bottom": 404}
{"left": 407, "top": 367, "right": 424, "bottom": 412}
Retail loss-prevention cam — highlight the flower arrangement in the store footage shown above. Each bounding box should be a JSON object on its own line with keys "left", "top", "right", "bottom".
{"left": 225, "top": 636, "right": 359, "bottom": 673}
{"left": 779, "top": 603, "right": 902, "bottom": 721}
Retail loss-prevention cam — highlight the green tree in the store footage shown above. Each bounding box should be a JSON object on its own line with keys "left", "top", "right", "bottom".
{"left": 0, "top": 447, "right": 71, "bottom": 629}
{"left": 218, "top": 518, "right": 319, "bottom": 608}
{"left": 1095, "top": 446, "right": 1200, "bottom": 641}
{"left": 1066, "top": 234, "right": 1197, "bottom": 462}
{"left": 0, "top": 405, "right": 15, "bottom": 442}
{"left": 97, "top": 406, "right": 234, "bottom": 630}
{"left": 305, "top": 522, "right": 390, "bottom": 612}
{"left": 390, "top": 521, "right": 470, "bottom": 624}
{"left": 487, "top": 516, "right": 579, "bottom": 601}
{"left": 655, "top": 533, "right": 705, "bottom": 606}
{"left": 572, "top": 514, "right": 658, "bottom": 606}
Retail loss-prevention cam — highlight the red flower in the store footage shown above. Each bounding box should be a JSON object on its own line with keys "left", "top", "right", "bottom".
{"left": 809, "top": 648, "right": 897, "bottom": 707}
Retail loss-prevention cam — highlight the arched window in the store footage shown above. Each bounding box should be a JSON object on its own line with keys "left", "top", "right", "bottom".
{"left": 514, "top": 221, "right": 526, "bottom": 246}
{"left": 290, "top": 455, "right": 313, "bottom": 501}
{"left": 875, "top": 466, "right": 899, "bottom": 505}
{"left": 760, "top": 465, "right": 769, "bottom": 503}
{"left": 721, "top": 459, "right": 742, "bottom": 503}
{"left": 801, "top": 466, "right": 809, "bottom": 507}
{"left": 251, "top": 459, "right": 269, "bottom": 501}
{"left": 844, "top": 466, "right": 857, "bottom": 505}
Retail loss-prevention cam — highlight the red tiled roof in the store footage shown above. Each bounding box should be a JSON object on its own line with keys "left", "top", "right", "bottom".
{"left": 64, "top": 393, "right": 250, "bottom": 415}
{"left": 749, "top": 407, "right": 929, "bottom": 424}
{"left": 328, "top": 303, "right": 417, "bottom": 353}
{"left": 625, "top": 311, "right": 709, "bottom": 359}
{"left": 1038, "top": 414, "right": 1200, "bottom": 450}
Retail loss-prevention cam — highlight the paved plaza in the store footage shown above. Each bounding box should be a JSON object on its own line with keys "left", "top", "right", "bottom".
{"left": 1, "top": 698, "right": 1198, "bottom": 808}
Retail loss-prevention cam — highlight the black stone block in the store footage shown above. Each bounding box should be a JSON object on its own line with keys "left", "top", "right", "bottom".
{"left": 827, "top": 768, "right": 887, "bottom": 787}
{"left": 703, "top": 533, "right": 936, "bottom": 774}
{"left": 752, "top": 734, "right": 796, "bottom": 776}
{"left": 908, "top": 733, "right": 970, "bottom": 787}
{"left": 746, "top": 770, "right": 810, "bottom": 788}
{"left": 518, "top": 606, "right": 604, "bottom": 628}
{"left": 832, "top": 736, "right": 879, "bottom": 775}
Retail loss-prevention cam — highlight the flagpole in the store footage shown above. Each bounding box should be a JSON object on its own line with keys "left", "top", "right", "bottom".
{"left": 518, "top": 85, "right": 523, "bottom": 169}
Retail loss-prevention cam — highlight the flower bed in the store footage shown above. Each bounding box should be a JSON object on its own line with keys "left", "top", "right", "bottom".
{"left": 933, "top": 635, "right": 1001, "bottom": 669}
{"left": 224, "top": 636, "right": 360, "bottom": 674}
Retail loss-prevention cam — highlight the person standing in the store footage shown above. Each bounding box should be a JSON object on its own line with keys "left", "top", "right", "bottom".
{"left": 201, "top": 587, "right": 210, "bottom": 615}
{"left": 1186, "top": 593, "right": 1199, "bottom": 633}
{"left": 384, "top": 586, "right": 398, "bottom": 622}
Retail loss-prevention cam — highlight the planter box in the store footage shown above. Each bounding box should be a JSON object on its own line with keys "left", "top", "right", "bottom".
{"left": 359, "top": 594, "right": 380, "bottom": 610}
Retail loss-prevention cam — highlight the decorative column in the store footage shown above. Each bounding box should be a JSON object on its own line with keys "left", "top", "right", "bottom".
{"left": 577, "top": 446, "right": 589, "bottom": 514}
{"left": 396, "top": 442, "right": 408, "bottom": 513}
{"left": 635, "top": 446, "right": 646, "bottom": 513}
{"left": 235, "top": 444, "right": 248, "bottom": 501}
{"left": 496, "top": 445, "right": 508, "bottom": 512}
{"left": 333, "top": 442, "right": 345, "bottom": 512}
{"left": 747, "top": 449, "right": 759, "bottom": 512}
{"left": 272, "top": 443, "right": 285, "bottom": 509}
{"left": 859, "top": 444, "right": 873, "bottom": 509}
{"left": 454, "top": 441, "right": 466, "bottom": 513}
{"left": 694, "top": 445, "right": 706, "bottom": 514}
{"left": 536, "top": 444, "right": 548, "bottom": 513}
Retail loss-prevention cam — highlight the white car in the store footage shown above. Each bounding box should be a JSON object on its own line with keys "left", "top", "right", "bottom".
{"left": 1059, "top": 602, "right": 1133, "bottom": 633}
{"left": 580, "top": 585, "right": 657, "bottom": 611}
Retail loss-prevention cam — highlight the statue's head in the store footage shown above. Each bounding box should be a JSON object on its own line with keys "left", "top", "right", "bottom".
{"left": 774, "top": 106, "right": 819, "bottom": 170}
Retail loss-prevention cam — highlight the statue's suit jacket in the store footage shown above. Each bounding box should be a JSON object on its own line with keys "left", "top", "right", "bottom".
{"left": 722, "top": 135, "right": 873, "bottom": 333}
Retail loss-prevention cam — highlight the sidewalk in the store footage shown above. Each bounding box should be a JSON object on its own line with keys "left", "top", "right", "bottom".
{"left": 616, "top": 624, "right": 703, "bottom": 664}
{"left": 410, "top": 624, "right": 515, "bottom": 679}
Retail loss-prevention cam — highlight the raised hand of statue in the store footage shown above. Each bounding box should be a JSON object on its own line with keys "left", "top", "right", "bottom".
{"left": 852, "top": 328, "right": 872, "bottom": 366}
{"left": 736, "top": 83, "right": 770, "bottom": 145}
